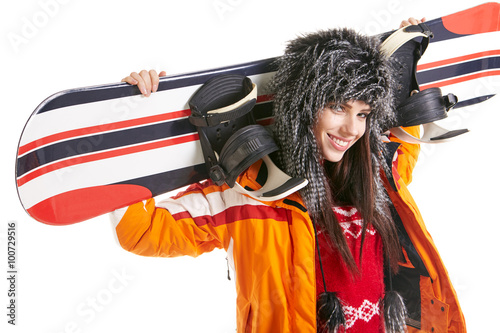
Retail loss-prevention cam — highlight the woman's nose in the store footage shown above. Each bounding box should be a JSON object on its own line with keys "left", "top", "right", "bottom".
{"left": 341, "top": 115, "right": 360, "bottom": 137}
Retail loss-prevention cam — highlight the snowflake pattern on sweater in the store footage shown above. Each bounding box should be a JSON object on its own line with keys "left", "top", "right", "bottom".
{"left": 315, "top": 206, "right": 385, "bottom": 332}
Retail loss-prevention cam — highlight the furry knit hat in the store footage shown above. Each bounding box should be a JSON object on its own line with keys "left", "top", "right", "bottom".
{"left": 271, "top": 28, "right": 396, "bottom": 217}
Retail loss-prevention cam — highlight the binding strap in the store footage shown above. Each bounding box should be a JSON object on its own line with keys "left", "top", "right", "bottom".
{"left": 219, "top": 125, "right": 278, "bottom": 187}
{"left": 380, "top": 23, "right": 469, "bottom": 143}
{"left": 396, "top": 87, "right": 457, "bottom": 127}
{"left": 189, "top": 74, "right": 308, "bottom": 199}
{"left": 189, "top": 75, "right": 260, "bottom": 186}
{"left": 189, "top": 75, "right": 257, "bottom": 127}
{"left": 380, "top": 23, "right": 433, "bottom": 58}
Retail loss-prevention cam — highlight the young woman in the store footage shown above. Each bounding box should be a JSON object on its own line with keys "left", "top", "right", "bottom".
{"left": 115, "top": 18, "right": 465, "bottom": 332}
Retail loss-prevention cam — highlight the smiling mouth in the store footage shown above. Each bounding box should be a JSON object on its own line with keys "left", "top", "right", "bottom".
{"left": 328, "top": 134, "right": 349, "bottom": 147}
{"left": 327, "top": 134, "right": 350, "bottom": 148}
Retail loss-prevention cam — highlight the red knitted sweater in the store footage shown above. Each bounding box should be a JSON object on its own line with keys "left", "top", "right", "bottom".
{"left": 315, "top": 206, "right": 385, "bottom": 332}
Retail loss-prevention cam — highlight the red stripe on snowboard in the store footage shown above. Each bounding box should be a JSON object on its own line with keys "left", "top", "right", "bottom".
{"left": 27, "top": 184, "right": 152, "bottom": 225}
{"left": 417, "top": 50, "right": 500, "bottom": 71}
{"left": 17, "top": 133, "right": 199, "bottom": 187}
{"left": 18, "top": 109, "right": 192, "bottom": 156}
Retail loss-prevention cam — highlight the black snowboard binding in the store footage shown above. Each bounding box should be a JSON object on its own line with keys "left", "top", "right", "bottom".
{"left": 380, "top": 23, "right": 469, "bottom": 143}
{"left": 189, "top": 74, "right": 308, "bottom": 200}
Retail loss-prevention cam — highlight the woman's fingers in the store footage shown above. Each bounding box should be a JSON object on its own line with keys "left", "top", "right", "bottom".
{"left": 121, "top": 72, "right": 138, "bottom": 85}
{"left": 139, "top": 70, "right": 153, "bottom": 96}
{"left": 122, "top": 69, "right": 167, "bottom": 96}
{"left": 400, "top": 17, "right": 426, "bottom": 28}
{"left": 149, "top": 69, "right": 161, "bottom": 93}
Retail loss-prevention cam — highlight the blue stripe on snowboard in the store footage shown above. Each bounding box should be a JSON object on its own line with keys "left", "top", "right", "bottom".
{"left": 39, "top": 59, "right": 277, "bottom": 113}
{"left": 17, "top": 117, "right": 195, "bottom": 177}
{"left": 114, "top": 163, "right": 209, "bottom": 197}
{"left": 416, "top": 56, "right": 500, "bottom": 85}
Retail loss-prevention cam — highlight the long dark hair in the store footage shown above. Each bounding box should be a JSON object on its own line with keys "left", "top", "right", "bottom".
{"left": 270, "top": 28, "right": 401, "bottom": 274}
{"left": 317, "top": 115, "right": 401, "bottom": 274}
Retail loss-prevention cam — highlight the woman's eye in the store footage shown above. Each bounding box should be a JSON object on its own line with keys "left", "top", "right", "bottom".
{"left": 329, "top": 105, "right": 343, "bottom": 113}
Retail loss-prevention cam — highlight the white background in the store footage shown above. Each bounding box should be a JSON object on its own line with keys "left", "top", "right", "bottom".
{"left": 2, "top": 0, "right": 499, "bottom": 332}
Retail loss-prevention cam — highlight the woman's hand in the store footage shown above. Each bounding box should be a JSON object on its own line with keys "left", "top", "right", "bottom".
{"left": 122, "top": 69, "right": 167, "bottom": 97}
{"left": 400, "top": 17, "right": 426, "bottom": 28}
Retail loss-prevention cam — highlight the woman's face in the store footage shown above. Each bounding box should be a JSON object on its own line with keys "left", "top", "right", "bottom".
{"left": 313, "top": 100, "right": 371, "bottom": 162}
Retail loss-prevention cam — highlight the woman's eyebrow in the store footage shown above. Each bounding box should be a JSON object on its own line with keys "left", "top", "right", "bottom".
{"left": 340, "top": 103, "right": 372, "bottom": 112}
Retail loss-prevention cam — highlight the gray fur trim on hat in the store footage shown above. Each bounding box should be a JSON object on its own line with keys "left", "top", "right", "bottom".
{"left": 270, "top": 28, "right": 396, "bottom": 216}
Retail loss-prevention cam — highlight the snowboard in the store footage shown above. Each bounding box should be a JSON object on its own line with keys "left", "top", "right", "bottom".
{"left": 16, "top": 2, "right": 500, "bottom": 225}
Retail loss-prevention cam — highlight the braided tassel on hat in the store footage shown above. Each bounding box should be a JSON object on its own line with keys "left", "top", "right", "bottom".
{"left": 313, "top": 222, "right": 345, "bottom": 333}
{"left": 317, "top": 292, "right": 345, "bottom": 333}
{"left": 383, "top": 290, "right": 408, "bottom": 333}
{"left": 383, "top": 257, "right": 408, "bottom": 333}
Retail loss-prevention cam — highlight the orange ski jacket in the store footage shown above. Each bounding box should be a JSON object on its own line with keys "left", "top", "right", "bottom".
{"left": 112, "top": 126, "right": 466, "bottom": 332}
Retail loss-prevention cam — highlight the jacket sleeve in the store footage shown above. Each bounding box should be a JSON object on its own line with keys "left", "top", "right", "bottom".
{"left": 110, "top": 182, "right": 228, "bottom": 258}
{"left": 388, "top": 126, "right": 421, "bottom": 186}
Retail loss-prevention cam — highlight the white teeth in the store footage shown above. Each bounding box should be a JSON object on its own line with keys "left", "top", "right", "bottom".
{"left": 328, "top": 134, "right": 348, "bottom": 147}
{"left": 334, "top": 138, "right": 348, "bottom": 147}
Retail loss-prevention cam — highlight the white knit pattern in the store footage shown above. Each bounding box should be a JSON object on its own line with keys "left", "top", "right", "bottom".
{"left": 343, "top": 299, "right": 380, "bottom": 329}
{"left": 333, "top": 206, "right": 358, "bottom": 217}
{"left": 339, "top": 220, "right": 377, "bottom": 239}
{"left": 334, "top": 206, "right": 377, "bottom": 239}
